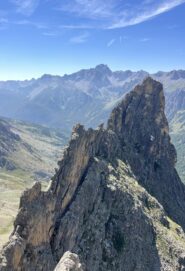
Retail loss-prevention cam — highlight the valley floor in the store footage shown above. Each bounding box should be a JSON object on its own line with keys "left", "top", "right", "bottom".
{"left": 0, "top": 119, "right": 67, "bottom": 249}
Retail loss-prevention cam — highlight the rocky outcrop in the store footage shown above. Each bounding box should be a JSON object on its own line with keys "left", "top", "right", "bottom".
{"left": 108, "top": 77, "right": 185, "bottom": 230}
{"left": 54, "top": 252, "right": 84, "bottom": 271}
{"left": 1, "top": 78, "right": 185, "bottom": 271}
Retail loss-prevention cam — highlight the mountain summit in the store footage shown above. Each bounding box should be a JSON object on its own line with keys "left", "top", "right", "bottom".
{"left": 108, "top": 77, "right": 185, "bottom": 228}
{"left": 1, "top": 78, "right": 185, "bottom": 271}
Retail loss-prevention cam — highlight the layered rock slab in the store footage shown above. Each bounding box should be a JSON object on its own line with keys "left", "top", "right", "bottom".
{"left": 1, "top": 78, "right": 185, "bottom": 271}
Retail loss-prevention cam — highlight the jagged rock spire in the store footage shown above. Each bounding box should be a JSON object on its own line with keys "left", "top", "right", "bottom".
{"left": 108, "top": 77, "right": 176, "bottom": 165}
{"left": 1, "top": 78, "right": 185, "bottom": 271}
{"left": 108, "top": 77, "right": 185, "bottom": 228}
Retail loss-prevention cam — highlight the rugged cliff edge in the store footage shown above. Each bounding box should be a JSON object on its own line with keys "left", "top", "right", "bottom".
{"left": 1, "top": 78, "right": 185, "bottom": 271}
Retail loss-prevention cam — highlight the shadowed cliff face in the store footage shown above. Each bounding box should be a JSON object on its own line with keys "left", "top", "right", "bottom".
{"left": 108, "top": 77, "right": 173, "bottom": 165}
{"left": 108, "top": 77, "right": 185, "bottom": 229}
{"left": 1, "top": 78, "right": 185, "bottom": 271}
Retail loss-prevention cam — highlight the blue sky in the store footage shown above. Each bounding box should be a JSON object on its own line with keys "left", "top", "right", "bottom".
{"left": 0, "top": 0, "right": 185, "bottom": 80}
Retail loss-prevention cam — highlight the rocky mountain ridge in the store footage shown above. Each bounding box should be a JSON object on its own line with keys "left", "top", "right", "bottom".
{"left": 1, "top": 65, "right": 185, "bottom": 184}
{"left": 0, "top": 118, "right": 67, "bottom": 249}
{"left": 1, "top": 78, "right": 185, "bottom": 270}
{"left": 0, "top": 65, "right": 185, "bottom": 131}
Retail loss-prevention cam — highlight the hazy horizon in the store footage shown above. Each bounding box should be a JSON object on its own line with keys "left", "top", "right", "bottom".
{"left": 1, "top": 64, "right": 185, "bottom": 81}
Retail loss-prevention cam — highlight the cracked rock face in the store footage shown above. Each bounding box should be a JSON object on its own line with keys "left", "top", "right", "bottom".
{"left": 1, "top": 77, "right": 185, "bottom": 271}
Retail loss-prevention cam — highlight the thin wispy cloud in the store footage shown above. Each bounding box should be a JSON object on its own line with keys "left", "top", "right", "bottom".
{"left": 109, "top": 0, "right": 185, "bottom": 29}
{"left": 107, "top": 39, "right": 115, "bottom": 47}
{"left": 70, "top": 32, "right": 89, "bottom": 44}
{"left": 14, "top": 19, "right": 47, "bottom": 29}
{"left": 58, "top": 0, "right": 185, "bottom": 29}
{"left": 0, "top": 9, "right": 8, "bottom": 18}
{"left": 167, "top": 24, "right": 179, "bottom": 29}
{"left": 42, "top": 31, "right": 59, "bottom": 37}
{"left": 59, "top": 24, "right": 94, "bottom": 30}
{"left": 0, "top": 18, "right": 9, "bottom": 30}
{"left": 140, "top": 38, "right": 150, "bottom": 42}
{"left": 11, "top": 0, "right": 40, "bottom": 16}
{"left": 59, "top": 0, "right": 115, "bottom": 19}
{"left": 7, "top": 0, "right": 185, "bottom": 35}
{"left": 0, "top": 18, "right": 8, "bottom": 24}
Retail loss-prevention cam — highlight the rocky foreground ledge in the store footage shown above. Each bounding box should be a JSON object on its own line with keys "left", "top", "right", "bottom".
{"left": 1, "top": 78, "right": 185, "bottom": 271}
{"left": 54, "top": 252, "right": 83, "bottom": 271}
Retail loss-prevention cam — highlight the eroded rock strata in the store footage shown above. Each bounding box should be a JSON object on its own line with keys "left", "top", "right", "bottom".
{"left": 1, "top": 78, "right": 185, "bottom": 271}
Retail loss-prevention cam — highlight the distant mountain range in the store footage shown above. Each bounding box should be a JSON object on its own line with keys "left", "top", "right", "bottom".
{"left": 0, "top": 69, "right": 185, "bottom": 249}
{"left": 1, "top": 64, "right": 185, "bottom": 132}
{"left": 0, "top": 65, "right": 185, "bottom": 182}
